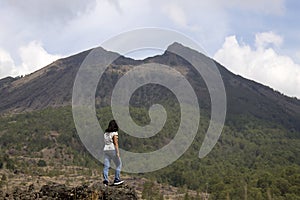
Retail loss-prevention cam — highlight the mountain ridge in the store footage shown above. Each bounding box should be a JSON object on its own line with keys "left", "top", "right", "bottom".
{"left": 0, "top": 42, "right": 299, "bottom": 131}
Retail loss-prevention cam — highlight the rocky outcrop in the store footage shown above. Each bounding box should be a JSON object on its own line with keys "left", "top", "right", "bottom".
{"left": 1, "top": 182, "right": 138, "bottom": 200}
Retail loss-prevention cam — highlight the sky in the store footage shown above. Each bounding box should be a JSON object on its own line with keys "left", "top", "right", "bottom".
{"left": 0, "top": 0, "right": 299, "bottom": 98}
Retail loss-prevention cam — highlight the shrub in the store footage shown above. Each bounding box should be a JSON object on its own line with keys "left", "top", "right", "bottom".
{"left": 37, "top": 159, "right": 47, "bottom": 167}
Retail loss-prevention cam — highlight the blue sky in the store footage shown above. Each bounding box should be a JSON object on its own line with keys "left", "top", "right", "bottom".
{"left": 0, "top": 0, "right": 299, "bottom": 98}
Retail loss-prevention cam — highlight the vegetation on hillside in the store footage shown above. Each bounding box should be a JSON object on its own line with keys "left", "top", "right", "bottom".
{"left": 0, "top": 106, "right": 299, "bottom": 199}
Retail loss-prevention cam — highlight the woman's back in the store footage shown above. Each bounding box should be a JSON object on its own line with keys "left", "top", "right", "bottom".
{"left": 104, "top": 131, "right": 118, "bottom": 151}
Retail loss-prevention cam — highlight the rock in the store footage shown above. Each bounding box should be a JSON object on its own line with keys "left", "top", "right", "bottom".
{"left": 91, "top": 182, "right": 138, "bottom": 200}
{"left": 2, "top": 181, "right": 138, "bottom": 200}
{"left": 28, "top": 184, "right": 34, "bottom": 192}
{"left": 40, "top": 183, "right": 69, "bottom": 198}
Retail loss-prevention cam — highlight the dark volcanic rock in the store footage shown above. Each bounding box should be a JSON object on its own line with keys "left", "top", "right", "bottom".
{"left": 91, "top": 182, "right": 138, "bottom": 200}
{"left": 1, "top": 182, "right": 138, "bottom": 200}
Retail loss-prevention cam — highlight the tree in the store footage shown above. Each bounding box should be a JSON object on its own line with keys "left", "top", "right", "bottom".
{"left": 142, "top": 181, "right": 162, "bottom": 200}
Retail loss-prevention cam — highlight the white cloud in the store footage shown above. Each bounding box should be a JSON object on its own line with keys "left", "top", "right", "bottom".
{"left": 18, "top": 41, "right": 61, "bottom": 76}
{"left": 162, "top": 4, "right": 187, "bottom": 27}
{"left": 214, "top": 33, "right": 300, "bottom": 98}
{"left": 0, "top": 48, "right": 17, "bottom": 78}
{"left": 0, "top": 41, "right": 61, "bottom": 79}
{"left": 295, "top": 51, "right": 300, "bottom": 63}
{"left": 225, "top": 0, "right": 285, "bottom": 15}
{"left": 255, "top": 31, "right": 283, "bottom": 48}
{"left": 3, "top": 0, "right": 96, "bottom": 25}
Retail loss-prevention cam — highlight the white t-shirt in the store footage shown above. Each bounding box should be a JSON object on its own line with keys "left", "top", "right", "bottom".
{"left": 103, "top": 131, "right": 118, "bottom": 151}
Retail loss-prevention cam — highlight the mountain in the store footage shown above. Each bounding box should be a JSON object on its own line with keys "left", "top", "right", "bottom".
{"left": 0, "top": 42, "right": 299, "bottom": 131}
{"left": 0, "top": 43, "right": 299, "bottom": 199}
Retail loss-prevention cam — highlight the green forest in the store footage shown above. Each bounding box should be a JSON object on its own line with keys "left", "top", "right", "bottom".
{"left": 0, "top": 106, "right": 299, "bottom": 199}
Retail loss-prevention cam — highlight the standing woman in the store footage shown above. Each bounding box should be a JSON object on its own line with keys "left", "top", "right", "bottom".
{"left": 103, "top": 120, "right": 124, "bottom": 185}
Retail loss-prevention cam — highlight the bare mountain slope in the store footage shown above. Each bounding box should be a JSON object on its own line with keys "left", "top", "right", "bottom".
{"left": 0, "top": 43, "right": 299, "bottom": 131}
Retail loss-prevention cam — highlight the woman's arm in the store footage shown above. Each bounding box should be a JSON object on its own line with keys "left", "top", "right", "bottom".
{"left": 112, "top": 135, "right": 120, "bottom": 157}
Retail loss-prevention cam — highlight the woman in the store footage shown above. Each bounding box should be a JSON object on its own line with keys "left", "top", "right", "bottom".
{"left": 103, "top": 120, "right": 124, "bottom": 186}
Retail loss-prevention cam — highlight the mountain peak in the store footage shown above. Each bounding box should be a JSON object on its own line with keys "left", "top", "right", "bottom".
{"left": 167, "top": 42, "right": 185, "bottom": 49}
{"left": 166, "top": 42, "right": 192, "bottom": 54}
{"left": 165, "top": 42, "right": 209, "bottom": 61}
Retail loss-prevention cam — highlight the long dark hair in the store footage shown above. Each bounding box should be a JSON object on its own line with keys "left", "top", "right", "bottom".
{"left": 105, "top": 120, "right": 119, "bottom": 132}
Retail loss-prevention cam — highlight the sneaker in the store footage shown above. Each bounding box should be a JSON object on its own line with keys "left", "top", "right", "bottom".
{"left": 103, "top": 180, "right": 108, "bottom": 186}
{"left": 113, "top": 179, "right": 124, "bottom": 185}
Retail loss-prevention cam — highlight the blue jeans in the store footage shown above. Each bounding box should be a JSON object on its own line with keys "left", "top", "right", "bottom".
{"left": 103, "top": 150, "right": 122, "bottom": 182}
